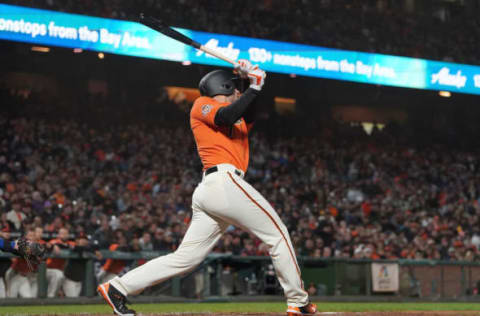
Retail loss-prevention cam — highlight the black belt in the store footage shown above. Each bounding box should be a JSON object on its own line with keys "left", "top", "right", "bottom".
{"left": 205, "top": 166, "right": 242, "bottom": 177}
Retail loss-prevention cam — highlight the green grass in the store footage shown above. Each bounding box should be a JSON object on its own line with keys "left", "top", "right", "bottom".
{"left": 0, "top": 302, "right": 479, "bottom": 315}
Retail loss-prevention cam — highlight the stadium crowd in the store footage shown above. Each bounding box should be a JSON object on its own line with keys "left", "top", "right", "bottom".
{"left": 0, "top": 109, "right": 479, "bottom": 263}
{"left": 0, "top": 90, "right": 477, "bottom": 301}
{"left": 1, "top": 80, "right": 480, "bottom": 298}
{"left": 5, "top": 0, "right": 480, "bottom": 65}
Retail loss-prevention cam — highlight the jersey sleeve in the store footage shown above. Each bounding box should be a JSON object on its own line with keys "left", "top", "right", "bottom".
{"left": 191, "top": 97, "right": 225, "bottom": 127}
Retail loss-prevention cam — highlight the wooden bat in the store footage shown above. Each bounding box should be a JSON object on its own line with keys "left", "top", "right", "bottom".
{"left": 139, "top": 14, "right": 238, "bottom": 66}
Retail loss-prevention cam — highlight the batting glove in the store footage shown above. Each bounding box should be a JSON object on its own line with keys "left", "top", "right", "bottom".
{"left": 234, "top": 59, "right": 254, "bottom": 79}
{"left": 247, "top": 67, "right": 266, "bottom": 91}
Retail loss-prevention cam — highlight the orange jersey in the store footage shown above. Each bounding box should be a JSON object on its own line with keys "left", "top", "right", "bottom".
{"left": 46, "top": 239, "right": 75, "bottom": 270}
{"left": 102, "top": 244, "right": 127, "bottom": 275}
{"left": 190, "top": 96, "right": 252, "bottom": 172}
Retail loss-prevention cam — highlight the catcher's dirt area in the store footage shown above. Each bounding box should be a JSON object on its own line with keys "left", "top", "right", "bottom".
{"left": 81, "top": 313, "right": 479, "bottom": 316}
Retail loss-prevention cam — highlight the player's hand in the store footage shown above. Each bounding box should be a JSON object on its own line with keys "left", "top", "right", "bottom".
{"left": 234, "top": 59, "right": 254, "bottom": 79}
{"left": 247, "top": 67, "right": 266, "bottom": 91}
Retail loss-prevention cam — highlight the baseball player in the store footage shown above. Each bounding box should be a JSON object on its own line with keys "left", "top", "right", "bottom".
{"left": 46, "top": 227, "right": 75, "bottom": 297}
{"left": 4, "top": 230, "right": 45, "bottom": 298}
{"left": 96, "top": 233, "right": 129, "bottom": 284}
{"left": 63, "top": 232, "right": 102, "bottom": 297}
{"left": 98, "top": 61, "right": 317, "bottom": 316}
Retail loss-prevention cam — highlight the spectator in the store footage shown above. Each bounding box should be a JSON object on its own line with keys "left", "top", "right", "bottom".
{"left": 45, "top": 228, "right": 75, "bottom": 297}
{"left": 63, "top": 233, "right": 102, "bottom": 298}
{"left": 139, "top": 232, "right": 153, "bottom": 251}
{"left": 6, "top": 200, "right": 26, "bottom": 232}
{"left": 4, "top": 229, "right": 36, "bottom": 298}
{"left": 97, "top": 231, "right": 130, "bottom": 284}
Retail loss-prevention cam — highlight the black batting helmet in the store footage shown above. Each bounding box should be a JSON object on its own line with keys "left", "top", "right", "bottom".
{"left": 199, "top": 69, "right": 249, "bottom": 97}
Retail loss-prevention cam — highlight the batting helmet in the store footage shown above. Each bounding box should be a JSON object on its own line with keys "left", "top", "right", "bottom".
{"left": 199, "top": 70, "right": 249, "bottom": 97}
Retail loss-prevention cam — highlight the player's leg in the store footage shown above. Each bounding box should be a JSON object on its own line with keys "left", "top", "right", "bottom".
{"left": 46, "top": 268, "right": 64, "bottom": 298}
{"left": 100, "top": 272, "right": 117, "bottom": 284}
{"left": 63, "top": 277, "right": 82, "bottom": 297}
{"left": 18, "top": 275, "right": 33, "bottom": 298}
{"left": 0, "top": 277, "right": 5, "bottom": 298}
{"left": 5, "top": 268, "right": 19, "bottom": 298}
{"left": 194, "top": 270, "right": 204, "bottom": 299}
{"left": 201, "top": 171, "right": 310, "bottom": 308}
{"left": 29, "top": 274, "right": 38, "bottom": 298}
{"left": 99, "top": 207, "right": 228, "bottom": 315}
{"left": 107, "top": 208, "right": 229, "bottom": 296}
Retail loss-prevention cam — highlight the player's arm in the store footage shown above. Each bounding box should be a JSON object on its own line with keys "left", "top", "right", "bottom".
{"left": 214, "top": 67, "right": 266, "bottom": 126}
{"left": 214, "top": 88, "right": 258, "bottom": 126}
{"left": 242, "top": 98, "right": 257, "bottom": 124}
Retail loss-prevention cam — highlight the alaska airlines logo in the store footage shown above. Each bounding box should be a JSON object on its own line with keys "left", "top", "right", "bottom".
{"left": 431, "top": 67, "right": 467, "bottom": 88}
{"left": 196, "top": 38, "right": 240, "bottom": 61}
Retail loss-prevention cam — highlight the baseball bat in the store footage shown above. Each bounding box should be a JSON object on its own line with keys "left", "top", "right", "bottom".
{"left": 139, "top": 14, "right": 238, "bottom": 66}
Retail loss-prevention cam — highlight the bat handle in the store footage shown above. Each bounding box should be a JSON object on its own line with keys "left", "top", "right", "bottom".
{"left": 199, "top": 45, "right": 238, "bottom": 67}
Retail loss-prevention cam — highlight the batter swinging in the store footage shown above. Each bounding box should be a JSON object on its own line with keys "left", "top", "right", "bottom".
{"left": 98, "top": 60, "right": 317, "bottom": 316}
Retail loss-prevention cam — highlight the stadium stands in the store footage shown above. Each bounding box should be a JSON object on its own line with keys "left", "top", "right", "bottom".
{"left": 0, "top": 86, "right": 479, "bottom": 264}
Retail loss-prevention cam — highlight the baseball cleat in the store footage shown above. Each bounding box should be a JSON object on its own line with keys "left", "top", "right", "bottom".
{"left": 97, "top": 282, "right": 136, "bottom": 316}
{"left": 286, "top": 302, "right": 318, "bottom": 315}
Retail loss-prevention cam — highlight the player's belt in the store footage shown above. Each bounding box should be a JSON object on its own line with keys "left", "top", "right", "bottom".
{"left": 205, "top": 166, "right": 242, "bottom": 177}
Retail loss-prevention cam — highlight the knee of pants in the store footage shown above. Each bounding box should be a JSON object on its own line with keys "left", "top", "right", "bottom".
{"left": 266, "top": 236, "right": 285, "bottom": 254}
{"left": 262, "top": 221, "right": 289, "bottom": 244}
